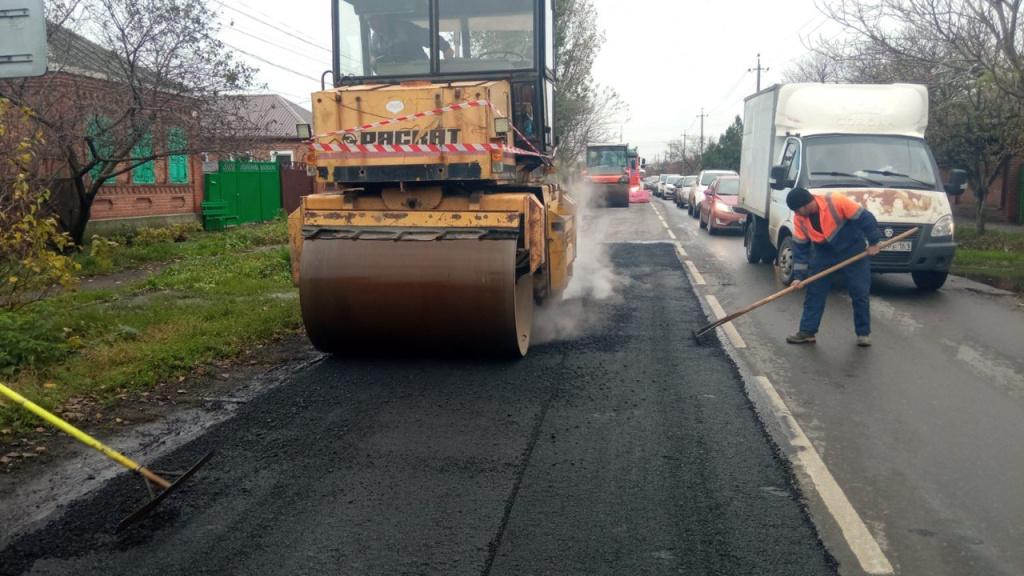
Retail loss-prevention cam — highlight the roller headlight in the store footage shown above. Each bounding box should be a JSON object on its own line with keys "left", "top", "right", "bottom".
{"left": 618, "top": 175, "right": 628, "bottom": 183}
{"left": 931, "top": 214, "right": 954, "bottom": 237}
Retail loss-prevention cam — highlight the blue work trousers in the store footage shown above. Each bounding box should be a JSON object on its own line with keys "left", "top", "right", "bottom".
{"left": 799, "top": 243, "right": 871, "bottom": 336}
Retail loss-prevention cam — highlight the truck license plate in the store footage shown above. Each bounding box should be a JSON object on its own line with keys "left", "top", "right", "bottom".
{"left": 881, "top": 241, "right": 912, "bottom": 252}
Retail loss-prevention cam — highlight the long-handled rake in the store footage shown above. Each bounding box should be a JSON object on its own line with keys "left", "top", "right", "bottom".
{"left": 692, "top": 227, "right": 920, "bottom": 344}
{"left": 0, "top": 382, "right": 213, "bottom": 532}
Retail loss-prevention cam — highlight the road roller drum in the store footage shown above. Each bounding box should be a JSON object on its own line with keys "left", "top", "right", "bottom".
{"left": 288, "top": 186, "right": 575, "bottom": 357}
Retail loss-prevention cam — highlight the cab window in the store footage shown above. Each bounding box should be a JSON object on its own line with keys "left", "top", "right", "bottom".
{"left": 438, "top": 0, "right": 536, "bottom": 74}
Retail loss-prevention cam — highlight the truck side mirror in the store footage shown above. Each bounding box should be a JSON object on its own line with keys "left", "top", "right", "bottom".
{"left": 640, "top": 158, "right": 647, "bottom": 167}
{"left": 944, "top": 169, "right": 968, "bottom": 196}
{"left": 769, "top": 165, "right": 790, "bottom": 190}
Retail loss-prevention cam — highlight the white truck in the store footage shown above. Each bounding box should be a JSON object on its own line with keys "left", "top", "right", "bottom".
{"left": 738, "top": 83, "right": 967, "bottom": 290}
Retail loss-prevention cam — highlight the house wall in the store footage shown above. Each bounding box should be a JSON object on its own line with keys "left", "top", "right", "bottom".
{"left": 90, "top": 154, "right": 204, "bottom": 222}
{"left": 950, "top": 157, "right": 1023, "bottom": 224}
{"left": 16, "top": 71, "right": 206, "bottom": 227}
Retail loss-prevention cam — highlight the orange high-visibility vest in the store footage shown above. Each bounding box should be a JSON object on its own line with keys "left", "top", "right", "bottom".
{"left": 793, "top": 193, "right": 867, "bottom": 244}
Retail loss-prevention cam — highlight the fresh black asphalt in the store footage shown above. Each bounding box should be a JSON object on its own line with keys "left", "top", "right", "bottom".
{"left": 0, "top": 243, "right": 837, "bottom": 575}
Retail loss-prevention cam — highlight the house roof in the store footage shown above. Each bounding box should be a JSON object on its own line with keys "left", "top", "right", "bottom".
{"left": 46, "top": 23, "right": 132, "bottom": 82}
{"left": 233, "top": 94, "right": 313, "bottom": 140}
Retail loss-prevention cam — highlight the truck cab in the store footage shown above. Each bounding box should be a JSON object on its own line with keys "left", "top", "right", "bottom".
{"left": 331, "top": 0, "right": 557, "bottom": 161}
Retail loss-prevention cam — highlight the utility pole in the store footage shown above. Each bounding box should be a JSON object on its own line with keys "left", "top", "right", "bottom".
{"left": 696, "top": 108, "right": 707, "bottom": 156}
{"left": 749, "top": 53, "right": 769, "bottom": 92}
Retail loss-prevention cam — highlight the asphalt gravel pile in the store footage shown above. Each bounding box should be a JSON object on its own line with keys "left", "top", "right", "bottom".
{"left": 0, "top": 243, "right": 837, "bottom": 575}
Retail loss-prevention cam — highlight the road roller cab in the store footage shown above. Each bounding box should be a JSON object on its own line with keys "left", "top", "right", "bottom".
{"left": 288, "top": 0, "right": 575, "bottom": 357}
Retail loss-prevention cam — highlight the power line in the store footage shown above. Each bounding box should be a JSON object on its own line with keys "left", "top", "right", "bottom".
{"left": 222, "top": 24, "right": 329, "bottom": 66}
{"left": 212, "top": 0, "right": 331, "bottom": 55}
{"left": 215, "top": 37, "right": 321, "bottom": 83}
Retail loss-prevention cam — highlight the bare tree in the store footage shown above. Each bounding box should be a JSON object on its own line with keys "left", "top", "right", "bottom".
{"left": 554, "top": 0, "right": 628, "bottom": 172}
{"left": 822, "top": 0, "right": 1024, "bottom": 101}
{"left": 815, "top": 0, "right": 1024, "bottom": 231}
{"left": 0, "top": 0, "right": 262, "bottom": 244}
{"left": 782, "top": 49, "right": 847, "bottom": 83}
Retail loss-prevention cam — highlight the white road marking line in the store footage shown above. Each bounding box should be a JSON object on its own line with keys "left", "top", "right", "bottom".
{"left": 667, "top": 229, "right": 677, "bottom": 240}
{"left": 703, "top": 295, "right": 747, "bottom": 349}
{"left": 684, "top": 261, "right": 706, "bottom": 285}
{"left": 675, "top": 244, "right": 687, "bottom": 258}
{"left": 753, "top": 376, "right": 895, "bottom": 575}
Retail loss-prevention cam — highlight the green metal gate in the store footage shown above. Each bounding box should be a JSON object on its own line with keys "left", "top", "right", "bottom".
{"left": 202, "top": 161, "right": 282, "bottom": 231}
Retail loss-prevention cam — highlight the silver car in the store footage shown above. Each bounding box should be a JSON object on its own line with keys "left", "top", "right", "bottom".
{"left": 688, "top": 170, "right": 737, "bottom": 218}
{"left": 674, "top": 175, "right": 697, "bottom": 208}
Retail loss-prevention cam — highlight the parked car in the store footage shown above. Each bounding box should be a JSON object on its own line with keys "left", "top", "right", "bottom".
{"left": 698, "top": 175, "right": 743, "bottom": 234}
{"left": 688, "top": 169, "right": 737, "bottom": 218}
{"left": 663, "top": 175, "right": 685, "bottom": 202}
{"left": 674, "top": 175, "right": 697, "bottom": 208}
{"left": 643, "top": 175, "right": 659, "bottom": 191}
{"left": 656, "top": 173, "right": 680, "bottom": 198}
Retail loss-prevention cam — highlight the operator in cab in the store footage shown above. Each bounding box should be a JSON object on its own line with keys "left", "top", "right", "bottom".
{"left": 367, "top": 14, "right": 455, "bottom": 70}
{"left": 784, "top": 188, "right": 882, "bottom": 348}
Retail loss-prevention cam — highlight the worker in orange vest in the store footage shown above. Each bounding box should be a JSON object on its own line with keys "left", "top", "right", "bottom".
{"left": 784, "top": 187, "right": 882, "bottom": 347}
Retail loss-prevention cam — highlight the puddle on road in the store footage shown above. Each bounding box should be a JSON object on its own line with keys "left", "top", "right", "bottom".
{"left": 956, "top": 271, "right": 1024, "bottom": 294}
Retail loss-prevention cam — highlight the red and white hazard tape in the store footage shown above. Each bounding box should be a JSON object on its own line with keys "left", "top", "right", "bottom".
{"left": 308, "top": 98, "right": 549, "bottom": 160}
{"left": 310, "top": 142, "right": 544, "bottom": 157}
{"left": 310, "top": 100, "right": 489, "bottom": 139}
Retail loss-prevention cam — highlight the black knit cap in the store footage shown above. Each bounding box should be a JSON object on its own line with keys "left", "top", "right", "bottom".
{"left": 786, "top": 187, "right": 815, "bottom": 211}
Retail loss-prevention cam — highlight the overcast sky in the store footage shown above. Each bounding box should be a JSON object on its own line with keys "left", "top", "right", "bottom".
{"left": 214, "top": 0, "right": 843, "bottom": 159}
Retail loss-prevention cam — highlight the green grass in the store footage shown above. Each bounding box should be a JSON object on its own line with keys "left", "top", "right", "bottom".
{"left": 952, "top": 227, "right": 1024, "bottom": 293}
{"left": 0, "top": 230, "right": 300, "bottom": 432}
{"left": 75, "top": 220, "right": 289, "bottom": 276}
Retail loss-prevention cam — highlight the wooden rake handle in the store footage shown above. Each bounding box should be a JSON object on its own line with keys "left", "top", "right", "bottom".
{"left": 694, "top": 227, "right": 920, "bottom": 338}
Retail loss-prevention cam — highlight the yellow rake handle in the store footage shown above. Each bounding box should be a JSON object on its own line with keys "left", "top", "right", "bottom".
{"left": 0, "top": 382, "right": 170, "bottom": 489}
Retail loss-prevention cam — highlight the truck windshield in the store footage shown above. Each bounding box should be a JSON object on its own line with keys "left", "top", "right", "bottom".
{"left": 586, "top": 147, "right": 628, "bottom": 175}
{"left": 338, "top": 0, "right": 537, "bottom": 78}
{"left": 805, "top": 135, "right": 941, "bottom": 190}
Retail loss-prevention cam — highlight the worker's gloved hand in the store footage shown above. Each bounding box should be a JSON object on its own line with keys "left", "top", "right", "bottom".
{"left": 791, "top": 279, "right": 804, "bottom": 290}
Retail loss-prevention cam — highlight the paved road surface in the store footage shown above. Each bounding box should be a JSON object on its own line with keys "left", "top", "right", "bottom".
{"left": 652, "top": 197, "right": 1024, "bottom": 576}
{"left": 0, "top": 226, "right": 836, "bottom": 574}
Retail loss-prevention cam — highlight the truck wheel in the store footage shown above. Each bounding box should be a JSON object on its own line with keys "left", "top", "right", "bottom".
{"left": 776, "top": 236, "right": 795, "bottom": 285}
{"left": 912, "top": 270, "right": 948, "bottom": 291}
{"left": 744, "top": 223, "right": 762, "bottom": 263}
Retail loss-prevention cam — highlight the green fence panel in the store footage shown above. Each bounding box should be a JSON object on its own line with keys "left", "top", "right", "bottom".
{"left": 259, "top": 162, "right": 282, "bottom": 220}
{"left": 203, "top": 161, "right": 281, "bottom": 229}
{"left": 219, "top": 161, "right": 242, "bottom": 224}
{"left": 236, "top": 162, "right": 262, "bottom": 224}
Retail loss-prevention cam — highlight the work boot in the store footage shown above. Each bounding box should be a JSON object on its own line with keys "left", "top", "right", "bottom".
{"left": 856, "top": 335, "right": 872, "bottom": 347}
{"left": 786, "top": 330, "right": 817, "bottom": 344}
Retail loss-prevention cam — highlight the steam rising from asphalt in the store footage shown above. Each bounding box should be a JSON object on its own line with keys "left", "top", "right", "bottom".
{"left": 533, "top": 184, "right": 631, "bottom": 344}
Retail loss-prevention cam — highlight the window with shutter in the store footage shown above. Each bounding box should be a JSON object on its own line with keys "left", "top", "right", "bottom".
{"left": 132, "top": 133, "right": 155, "bottom": 184}
{"left": 87, "top": 116, "right": 114, "bottom": 184}
{"left": 168, "top": 127, "right": 188, "bottom": 184}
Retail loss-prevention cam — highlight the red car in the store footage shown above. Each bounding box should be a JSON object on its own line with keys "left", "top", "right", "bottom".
{"left": 699, "top": 175, "right": 743, "bottom": 234}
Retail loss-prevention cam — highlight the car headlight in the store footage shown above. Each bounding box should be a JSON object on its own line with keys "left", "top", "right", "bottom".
{"left": 714, "top": 201, "right": 732, "bottom": 213}
{"left": 931, "top": 214, "right": 954, "bottom": 237}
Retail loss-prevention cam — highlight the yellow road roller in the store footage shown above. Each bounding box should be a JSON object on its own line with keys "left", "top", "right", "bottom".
{"left": 288, "top": 0, "right": 575, "bottom": 356}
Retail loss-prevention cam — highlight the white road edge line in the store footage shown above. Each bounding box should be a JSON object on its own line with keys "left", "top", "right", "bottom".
{"left": 674, "top": 243, "right": 687, "bottom": 258}
{"left": 703, "top": 295, "right": 746, "bottom": 349}
{"left": 667, "top": 229, "right": 677, "bottom": 240}
{"left": 753, "top": 376, "right": 895, "bottom": 575}
{"left": 684, "top": 261, "right": 706, "bottom": 285}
